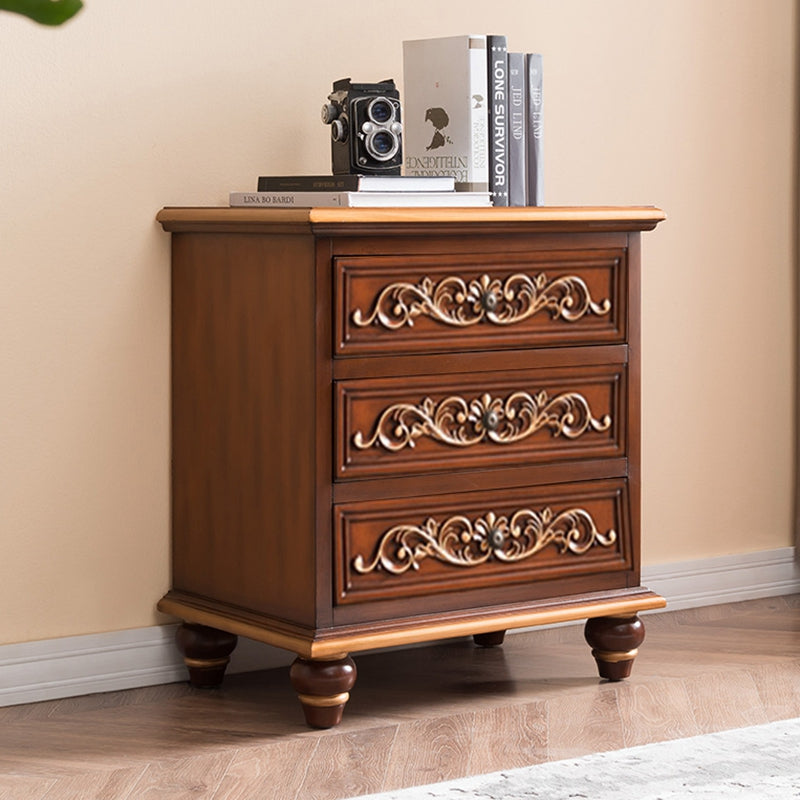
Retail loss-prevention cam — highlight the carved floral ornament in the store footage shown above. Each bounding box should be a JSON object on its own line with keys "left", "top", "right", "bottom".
{"left": 353, "top": 390, "right": 611, "bottom": 452}
{"left": 351, "top": 271, "right": 612, "bottom": 330}
{"left": 352, "top": 506, "right": 617, "bottom": 575}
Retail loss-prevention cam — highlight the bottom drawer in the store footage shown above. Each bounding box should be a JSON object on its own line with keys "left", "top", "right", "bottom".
{"left": 335, "top": 479, "right": 632, "bottom": 605}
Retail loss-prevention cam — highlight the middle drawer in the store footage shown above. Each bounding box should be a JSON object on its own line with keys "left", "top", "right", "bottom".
{"left": 335, "top": 364, "right": 626, "bottom": 480}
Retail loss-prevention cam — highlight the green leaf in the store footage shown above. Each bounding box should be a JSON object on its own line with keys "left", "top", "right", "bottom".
{"left": 0, "top": 0, "right": 84, "bottom": 26}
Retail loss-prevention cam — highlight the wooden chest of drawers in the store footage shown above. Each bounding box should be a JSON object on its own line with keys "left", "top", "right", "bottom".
{"left": 156, "top": 206, "right": 666, "bottom": 728}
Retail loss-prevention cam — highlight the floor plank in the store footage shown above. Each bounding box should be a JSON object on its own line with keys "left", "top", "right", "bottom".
{"left": 466, "top": 700, "right": 548, "bottom": 774}
{"left": 212, "top": 738, "right": 320, "bottom": 800}
{"left": 615, "top": 676, "right": 700, "bottom": 747}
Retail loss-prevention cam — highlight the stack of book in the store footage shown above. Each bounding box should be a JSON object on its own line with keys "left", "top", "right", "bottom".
{"left": 402, "top": 34, "right": 543, "bottom": 207}
{"left": 229, "top": 174, "right": 491, "bottom": 208}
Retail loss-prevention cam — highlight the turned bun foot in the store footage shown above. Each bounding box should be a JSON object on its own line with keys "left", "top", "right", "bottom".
{"left": 289, "top": 655, "right": 357, "bottom": 728}
{"left": 473, "top": 630, "right": 506, "bottom": 647}
{"left": 584, "top": 615, "right": 645, "bottom": 682}
{"left": 175, "top": 623, "right": 238, "bottom": 688}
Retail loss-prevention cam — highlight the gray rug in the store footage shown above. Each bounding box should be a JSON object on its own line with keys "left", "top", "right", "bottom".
{"left": 354, "top": 717, "right": 800, "bottom": 799}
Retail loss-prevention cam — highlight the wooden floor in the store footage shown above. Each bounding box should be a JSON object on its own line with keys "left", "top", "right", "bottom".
{"left": 2, "top": 595, "right": 799, "bottom": 800}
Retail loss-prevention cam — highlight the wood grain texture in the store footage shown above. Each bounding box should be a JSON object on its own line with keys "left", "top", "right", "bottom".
{"left": 123, "top": 752, "right": 234, "bottom": 800}
{"left": 296, "top": 726, "right": 397, "bottom": 800}
{"left": 749, "top": 660, "right": 800, "bottom": 722}
{"left": 0, "top": 596, "right": 798, "bottom": 799}
{"left": 0, "top": 775, "right": 57, "bottom": 800}
{"left": 683, "top": 668, "right": 770, "bottom": 733}
{"left": 212, "top": 739, "right": 320, "bottom": 800}
{"left": 467, "top": 701, "right": 549, "bottom": 773}
{"left": 381, "top": 714, "right": 474, "bottom": 791}
{"left": 615, "top": 677, "right": 701, "bottom": 747}
{"left": 169, "top": 233, "right": 318, "bottom": 625}
{"left": 41, "top": 767, "right": 146, "bottom": 800}
{"left": 546, "top": 686, "right": 626, "bottom": 760}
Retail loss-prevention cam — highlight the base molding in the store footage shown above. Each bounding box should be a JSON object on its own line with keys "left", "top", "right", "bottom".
{"left": 2, "top": 547, "right": 798, "bottom": 707}
{"left": 160, "top": 586, "right": 665, "bottom": 659}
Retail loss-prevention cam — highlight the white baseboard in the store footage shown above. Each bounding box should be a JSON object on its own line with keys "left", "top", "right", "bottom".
{"left": 641, "top": 546, "right": 800, "bottom": 611}
{"left": 2, "top": 547, "right": 798, "bottom": 708}
{"left": 0, "top": 624, "right": 294, "bottom": 708}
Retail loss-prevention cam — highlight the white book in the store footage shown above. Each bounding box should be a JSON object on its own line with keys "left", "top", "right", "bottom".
{"left": 402, "top": 35, "right": 490, "bottom": 192}
{"left": 229, "top": 191, "right": 491, "bottom": 208}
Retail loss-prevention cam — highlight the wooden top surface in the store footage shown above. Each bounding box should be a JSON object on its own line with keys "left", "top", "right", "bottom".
{"left": 157, "top": 205, "right": 666, "bottom": 234}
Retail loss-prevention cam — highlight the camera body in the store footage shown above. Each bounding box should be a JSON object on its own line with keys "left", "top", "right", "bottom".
{"left": 321, "top": 78, "right": 402, "bottom": 175}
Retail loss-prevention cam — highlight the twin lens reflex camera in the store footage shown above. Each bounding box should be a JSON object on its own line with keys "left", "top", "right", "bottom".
{"left": 321, "top": 78, "right": 402, "bottom": 175}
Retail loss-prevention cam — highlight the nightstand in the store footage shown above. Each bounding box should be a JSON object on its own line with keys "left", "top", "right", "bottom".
{"left": 156, "top": 205, "right": 666, "bottom": 727}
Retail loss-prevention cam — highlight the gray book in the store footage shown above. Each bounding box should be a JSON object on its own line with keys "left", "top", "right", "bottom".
{"left": 507, "top": 52, "right": 527, "bottom": 206}
{"left": 526, "top": 53, "right": 544, "bottom": 206}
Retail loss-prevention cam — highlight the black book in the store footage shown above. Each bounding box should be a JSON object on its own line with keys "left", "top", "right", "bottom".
{"left": 487, "top": 35, "right": 509, "bottom": 206}
{"left": 507, "top": 51, "right": 527, "bottom": 206}
{"left": 526, "top": 53, "right": 544, "bottom": 206}
{"left": 257, "top": 174, "right": 455, "bottom": 193}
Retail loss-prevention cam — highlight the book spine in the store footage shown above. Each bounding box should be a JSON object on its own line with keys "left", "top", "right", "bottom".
{"left": 469, "top": 36, "right": 490, "bottom": 192}
{"left": 507, "top": 52, "right": 527, "bottom": 206}
{"left": 257, "top": 175, "right": 457, "bottom": 192}
{"left": 229, "top": 191, "right": 345, "bottom": 207}
{"left": 257, "top": 176, "right": 359, "bottom": 191}
{"left": 487, "top": 35, "right": 509, "bottom": 206}
{"left": 526, "top": 53, "right": 544, "bottom": 206}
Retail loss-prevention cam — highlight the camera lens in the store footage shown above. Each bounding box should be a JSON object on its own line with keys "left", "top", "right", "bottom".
{"left": 372, "top": 131, "right": 394, "bottom": 154}
{"left": 368, "top": 97, "right": 395, "bottom": 124}
{"left": 365, "top": 129, "right": 399, "bottom": 161}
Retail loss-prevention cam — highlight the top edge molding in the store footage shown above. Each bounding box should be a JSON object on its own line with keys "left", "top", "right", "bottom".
{"left": 156, "top": 206, "right": 666, "bottom": 234}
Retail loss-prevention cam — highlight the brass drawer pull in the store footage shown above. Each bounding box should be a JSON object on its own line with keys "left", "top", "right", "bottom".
{"left": 352, "top": 507, "right": 617, "bottom": 575}
{"left": 351, "top": 272, "right": 611, "bottom": 330}
{"left": 353, "top": 390, "right": 611, "bottom": 452}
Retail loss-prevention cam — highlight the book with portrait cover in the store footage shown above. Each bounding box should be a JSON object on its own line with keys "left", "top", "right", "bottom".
{"left": 402, "top": 35, "right": 489, "bottom": 193}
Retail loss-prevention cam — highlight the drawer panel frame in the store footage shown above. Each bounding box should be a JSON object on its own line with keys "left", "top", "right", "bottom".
{"left": 335, "top": 248, "right": 627, "bottom": 357}
{"left": 336, "top": 364, "right": 626, "bottom": 480}
{"left": 335, "top": 479, "right": 632, "bottom": 606}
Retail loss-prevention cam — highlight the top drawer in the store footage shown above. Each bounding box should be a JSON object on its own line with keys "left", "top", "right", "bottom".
{"left": 335, "top": 248, "right": 627, "bottom": 357}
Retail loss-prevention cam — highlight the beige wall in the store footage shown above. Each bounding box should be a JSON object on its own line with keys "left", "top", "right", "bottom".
{"left": 1, "top": 1, "right": 795, "bottom": 645}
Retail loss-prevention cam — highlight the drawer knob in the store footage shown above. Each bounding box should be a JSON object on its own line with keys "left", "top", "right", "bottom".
{"left": 351, "top": 271, "right": 611, "bottom": 330}
{"left": 487, "top": 525, "right": 505, "bottom": 550}
{"left": 352, "top": 507, "right": 617, "bottom": 575}
{"left": 482, "top": 408, "right": 500, "bottom": 432}
{"left": 480, "top": 290, "right": 499, "bottom": 313}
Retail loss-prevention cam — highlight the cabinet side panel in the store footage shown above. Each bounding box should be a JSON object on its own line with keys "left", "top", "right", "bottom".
{"left": 170, "top": 233, "right": 317, "bottom": 625}
{"left": 626, "top": 232, "right": 642, "bottom": 586}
